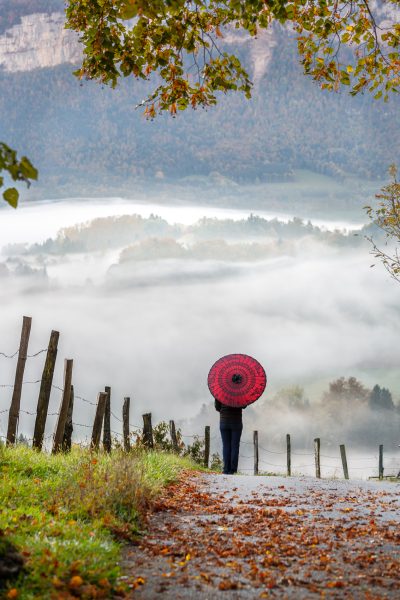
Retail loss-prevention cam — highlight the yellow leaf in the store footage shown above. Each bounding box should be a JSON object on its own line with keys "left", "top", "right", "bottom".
{"left": 52, "top": 577, "right": 63, "bottom": 589}
{"left": 69, "top": 575, "right": 83, "bottom": 588}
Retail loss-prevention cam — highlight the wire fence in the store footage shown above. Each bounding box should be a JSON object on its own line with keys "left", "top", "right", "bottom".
{"left": 1, "top": 325, "right": 399, "bottom": 481}
{"left": 0, "top": 348, "right": 47, "bottom": 359}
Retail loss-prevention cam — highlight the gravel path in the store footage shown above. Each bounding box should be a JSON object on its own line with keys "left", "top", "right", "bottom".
{"left": 121, "top": 473, "right": 400, "bottom": 599}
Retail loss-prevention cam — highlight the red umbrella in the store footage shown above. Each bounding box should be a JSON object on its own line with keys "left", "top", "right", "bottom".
{"left": 208, "top": 353, "right": 267, "bottom": 408}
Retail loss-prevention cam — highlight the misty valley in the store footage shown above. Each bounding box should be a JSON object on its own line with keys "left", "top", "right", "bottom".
{"left": 1, "top": 197, "right": 399, "bottom": 480}
{"left": 1, "top": 2, "right": 400, "bottom": 597}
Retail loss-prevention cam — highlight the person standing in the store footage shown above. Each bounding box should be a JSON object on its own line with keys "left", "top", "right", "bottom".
{"left": 215, "top": 398, "right": 244, "bottom": 474}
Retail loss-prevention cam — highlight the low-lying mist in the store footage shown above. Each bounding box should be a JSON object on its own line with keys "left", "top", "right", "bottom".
{"left": 0, "top": 201, "right": 399, "bottom": 476}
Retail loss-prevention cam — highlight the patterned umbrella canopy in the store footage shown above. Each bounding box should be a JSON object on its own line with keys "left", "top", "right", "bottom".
{"left": 207, "top": 353, "right": 267, "bottom": 407}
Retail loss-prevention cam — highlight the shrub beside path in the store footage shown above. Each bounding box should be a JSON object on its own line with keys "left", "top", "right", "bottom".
{"left": 122, "top": 473, "right": 400, "bottom": 598}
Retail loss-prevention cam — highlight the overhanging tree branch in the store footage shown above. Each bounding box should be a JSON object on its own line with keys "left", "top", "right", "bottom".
{"left": 65, "top": 0, "right": 400, "bottom": 115}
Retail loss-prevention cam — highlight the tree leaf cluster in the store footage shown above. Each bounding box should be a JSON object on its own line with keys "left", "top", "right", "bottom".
{"left": 365, "top": 165, "right": 400, "bottom": 282}
{"left": 0, "top": 143, "right": 38, "bottom": 208}
{"left": 65, "top": 0, "right": 400, "bottom": 115}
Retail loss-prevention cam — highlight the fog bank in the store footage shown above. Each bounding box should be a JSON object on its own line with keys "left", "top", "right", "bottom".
{"left": 0, "top": 200, "right": 399, "bottom": 466}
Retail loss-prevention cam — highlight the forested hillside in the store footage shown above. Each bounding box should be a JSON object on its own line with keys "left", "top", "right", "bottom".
{"left": 0, "top": 5, "right": 398, "bottom": 195}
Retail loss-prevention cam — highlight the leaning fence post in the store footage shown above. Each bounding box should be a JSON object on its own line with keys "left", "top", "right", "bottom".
{"left": 253, "top": 430, "right": 259, "bottom": 475}
{"left": 379, "top": 444, "right": 384, "bottom": 480}
{"left": 33, "top": 329, "right": 59, "bottom": 450}
{"left": 169, "top": 420, "right": 179, "bottom": 452}
{"left": 6, "top": 315, "right": 32, "bottom": 446}
{"left": 52, "top": 359, "right": 73, "bottom": 453}
{"left": 286, "top": 434, "right": 291, "bottom": 477}
{"left": 122, "top": 397, "right": 131, "bottom": 452}
{"left": 340, "top": 444, "right": 349, "bottom": 479}
{"left": 314, "top": 437, "right": 321, "bottom": 478}
{"left": 204, "top": 425, "right": 210, "bottom": 468}
{"left": 103, "top": 386, "right": 111, "bottom": 453}
{"left": 91, "top": 392, "right": 107, "bottom": 451}
{"left": 62, "top": 385, "right": 74, "bottom": 452}
{"left": 142, "top": 413, "right": 154, "bottom": 449}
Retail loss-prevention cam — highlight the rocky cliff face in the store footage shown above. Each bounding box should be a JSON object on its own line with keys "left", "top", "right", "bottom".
{"left": 0, "top": 9, "right": 275, "bottom": 83}
{"left": 0, "top": 12, "right": 80, "bottom": 72}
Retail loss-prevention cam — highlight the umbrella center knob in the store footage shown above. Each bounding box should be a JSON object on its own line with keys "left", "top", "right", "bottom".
{"left": 232, "top": 373, "right": 243, "bottom": 384}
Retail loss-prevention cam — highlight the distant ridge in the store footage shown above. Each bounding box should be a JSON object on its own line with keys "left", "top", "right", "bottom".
{"left": 0, "top": 3, "right": 398, "bottom": 194}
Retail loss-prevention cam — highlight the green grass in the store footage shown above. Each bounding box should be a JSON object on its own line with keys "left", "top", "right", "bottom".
{"left": 0, "top": 445, "right": 198, "bottom": 599}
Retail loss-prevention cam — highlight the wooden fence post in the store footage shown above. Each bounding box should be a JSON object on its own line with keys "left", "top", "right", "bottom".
{"left": 103, "top": 386, "right": 111, "bottom": 453}
{"left": 6, "top": 315, "right": 32, "bottom": 446}
{"left": 204, "top": 425, "right": 210, "bottom": 468}
{"left": 340, "top": 444, "right": 349, "bottom": 480}
{"left": 62, "top": 385, "right": 74, "bottom": 452}
{"left": 142, "top": 413, "right": 154, "bottom": 449}
{"left": 379, "top": 444, "right": 384, "bottom": 480}
{"left": 253, "top": 430, "right": 259, "bottom": 475}
{"left": 33, "top": 329, "right": 59, "bottom": 450}
{"left": 122, "top": 397, "right": 131, "bottom": 452}
{"left": 169, "top": 420, "right": 179, "bottom": 452}
{"left": 91, "top": 392, "right": 107, "bottom": 451}
{"left": 286, "top": 434, "right": 291, "bottom": 477}
{"left": 52, "top": 359, "right": 73, "bottom": 453}
{"left": 314, "top": 437, "right": 321, "bottom": 478}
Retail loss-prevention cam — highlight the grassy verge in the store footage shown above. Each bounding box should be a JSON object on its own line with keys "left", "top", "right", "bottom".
{"left": 0, "top": 445, "right": 198, "bottom": 599}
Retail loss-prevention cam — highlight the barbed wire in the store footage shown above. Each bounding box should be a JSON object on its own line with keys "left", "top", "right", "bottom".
{"left": 75, "top": 393, "right": 97, "bottom": 407}
{"left": 292, "top": 451, "right": 315, "bottom": 457}
{"left": 52, "top": 386, "right": 143, "bottom": 431}
{"left": 0, "top": 380, "right": 397, "bottom": 478}
{"left": 27, "top": 349, "right": 47, "bottom": 358}
{"left": 0, "top": 348, "right": 47, "bottom": 359}
{"left": 0, "top": 350, "right": 19, "bottom": 358}
{"left": 259, "top": 458, "right": 291, "bottom": 468}
{"left": 259, "top": 445, "right": 286, "bottom": 455}
{"left": 0, "top": 379, "right": 41, "bottom": 388}
{"left": 0, "top": 425, "right": 397, "bottom": 477}
{"left": 18, "top": 409, "right": 60, "bottom": 417}
{"left": 110, "top": 410, "right": 122, "bottom": 423}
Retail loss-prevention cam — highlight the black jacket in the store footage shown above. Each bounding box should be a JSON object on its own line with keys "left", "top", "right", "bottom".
{"left": 215, "top": 399, "right": 244, "bottom": 422}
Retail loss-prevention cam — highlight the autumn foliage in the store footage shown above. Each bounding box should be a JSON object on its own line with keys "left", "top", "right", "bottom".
{"left": 66, "top": 0, "right": 400, "bottom": 115}
{"left": 125, "top": 471, "right": 400, "bottom": 597}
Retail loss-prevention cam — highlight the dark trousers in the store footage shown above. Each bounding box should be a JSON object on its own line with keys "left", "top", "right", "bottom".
{"left": 220, "top": 422, "right": 243, "bottom": 474}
